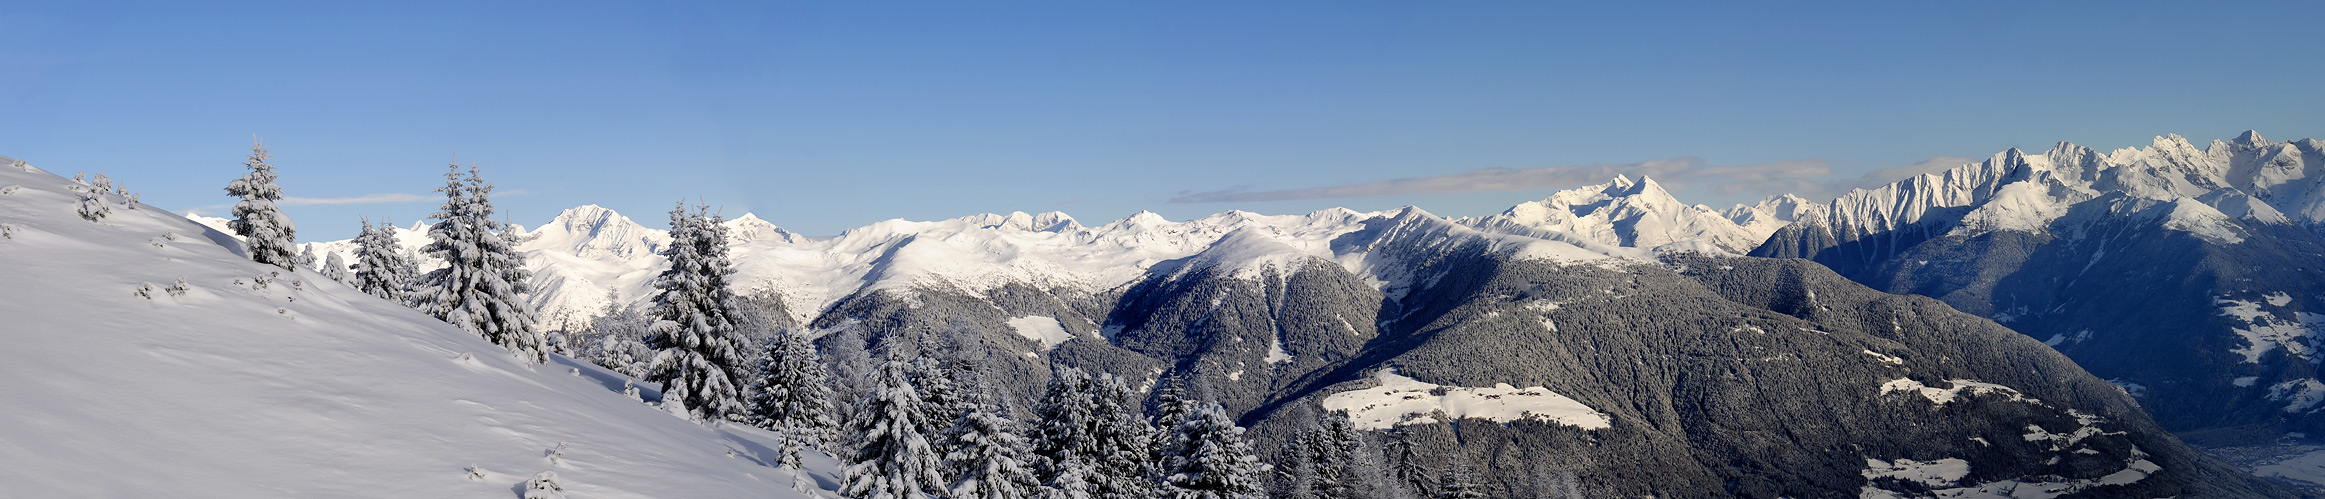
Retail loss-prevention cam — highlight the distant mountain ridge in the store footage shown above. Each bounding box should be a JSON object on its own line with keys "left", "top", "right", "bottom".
{"left": 1746, "top": 131, "right": 2325, "bottom": 483}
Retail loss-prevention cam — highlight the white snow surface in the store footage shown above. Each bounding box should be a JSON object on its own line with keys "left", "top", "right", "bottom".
{"left": 1880, "top": 378, "right": 2035, "bottom": 407}
{"left": 2218, "top": 297, "right": 2325, "bottom": 364}
{"left": 1319, "top": 368, "right": 1610, "bottom": 431}
{"left": 1005, "top": 316, "right": 1074, "bottom": 351}
{"left": 1, "top": 165, "right": 832, "bottom": 497}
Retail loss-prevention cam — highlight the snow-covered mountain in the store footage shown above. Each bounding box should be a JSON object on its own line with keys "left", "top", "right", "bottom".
{"left": 1750, "top": 131, "right": 2325, "bottom": 477}
{"left": 0, "top": 160, "right": 838, "bottom": 497}
{"left": 1458, "top": 174, "right": 1785, "bottom": 254}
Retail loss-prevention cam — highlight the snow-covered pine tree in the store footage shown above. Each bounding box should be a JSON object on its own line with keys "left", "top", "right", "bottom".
{"left": 76, "top": 189, "right": 109, "bottom": 222}
{"left": 841, "top": 348, "right": 945, "bottom": 499}
{"left": 945, "top": 382, "right": 1039, "bottom": 499}
{"left": 1302, "top": 409, "right": 1362, "bottom": 498}
{"left": 752, "top": 327, "right": 839, "bottom": 450}
{"left": 825, "top": 325, "right": 876, "bottom": 416}
{"left": 415, "top": 163, "right": 544, "bottom": 363}
{"left": 297, "top": 245, "right": 318, "bottom": 271}
{"left": 1162, "top": 401, "right": 1268, "bottom": 499}
{"left": 582, "top": 296, "right": 656, "bottom": 378}
{"left": 1148, "top": 374, "right": 1200, "bottom": 468}
{"left": 351, "top": 219, "right": 408, "bottom": 302}
{"left": 223, "top": 139, "right": 299, "bottom": 270}
{"left": 910, "top": 329, "right": 971, "bottom": 448}
{"left": 1090, "top": 372, "right": 1158, "bottom": 499}
{"left": 1389, "top": 434, "right": 1433, "bottom": 499}
{"left": 1435, "top": 458, "right": 1485, "bottom": 499}
{"left": 1035, "top": 366, "right": 1101, "bottom": 496}
{"left": 321, "top": 251, "right": 353, "bottom": 284}
{"left": 642, "top": 202, "right": 754, "bottom": 422}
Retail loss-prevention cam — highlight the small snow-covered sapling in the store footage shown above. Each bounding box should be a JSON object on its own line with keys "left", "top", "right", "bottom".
{"left": 522, "top": 471, "right": 566, "bottom": 499}
{"left": 464, "top": 465, "right": 485, "bottom": 481}
{"left": 0, "top": 185, "right": 19, "bottom": 196}
{"left": 165, "top": 278, "right": 190, "bottom": 297}
{"left": 134, "top": 282, "right": 158, "bottom": 300}
{"left": 1, "top": 223, "right": 14, "bottom": 240}
{"left": 77, "top": 191, "right": 109, "bottom": 222}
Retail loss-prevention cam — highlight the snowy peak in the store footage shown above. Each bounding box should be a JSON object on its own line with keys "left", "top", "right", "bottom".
{"left": 1461, "top": 174, "right": 1766, "bottom": 254}
{"left": 533, "top": 204, "right": 667, "bottom": 259}
{"left": 2235, "top": 130, "right": 2270, "bottom": 147}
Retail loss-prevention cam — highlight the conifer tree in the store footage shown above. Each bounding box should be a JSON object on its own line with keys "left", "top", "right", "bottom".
{"left": 352, "top": 218, "right": 417, "bottom": 304}
{"left": 1090, "top": 373, "right": 1158, "bottom": 499}
{"left": 297, "top": 245, "right": 318, "bottom": 271}
{"left": 321, "top": 251, "right": 353, "bottom": 284}
{"left": 1163, "top": 402, "right": 1268, "bottom": 499}
{"left": 1035, "top": 366, "right": 1101, "bottom": 497}
{"left": 1389, "top": 434, "right": 1433, "bottom": 498}
{"left": 1149, "top": 375, "right": 1200, "bottom": 467}
{"left": 1299, "top": 409, "right": 1362, "bottom": 498}
{"left": 945, "top": 382, "right": 1039, "bottom": 499}
{"left": 1435, "top": 458, "right": 1485, "bottom": 499}
{"left": 825, "top": 325, "right": 877, "bottom": 416}
{"left": 224, "top": 139, "right": 298, "bottom": 269}
{"left": 841, "top": 349, "right": 944, "bottom": 499}
{"left": 416, "top": 164, "right": 543, "bottom": 363}
{"left": 752, "top": 327, "right": 839, "bottom": 449}
{"left": 642, "top": 202, "right": 754, "bottom": 422}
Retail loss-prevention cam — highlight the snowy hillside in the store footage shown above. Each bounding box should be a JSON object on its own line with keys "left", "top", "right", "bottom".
{"left": 0, "top": 160, "right": 836, "bottom": 497}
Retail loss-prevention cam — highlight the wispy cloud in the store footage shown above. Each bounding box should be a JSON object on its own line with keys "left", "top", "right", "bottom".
{"left": 1169, "top": 155, "right": 1984, "bottom": 205}
{"left": 1169, "top": 157, "right": 1830, "bottom": 204}
{"left": 279, "top": 193, "right": 432, "bottom": 206}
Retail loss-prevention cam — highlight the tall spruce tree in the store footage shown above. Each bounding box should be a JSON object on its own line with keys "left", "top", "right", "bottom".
{"left": 945, "top": 381, "right": 1039, "bottom": 499}
{"left": 841, "top": 348, "right": 945, "bottom": 499}
{"left": 224, "top": 139, "right": 298, "bottom": 270}
{"left": 350, "top": 219, "right": 413, "bottom": 303}
{"left": 1035, "top": 366, "right": 1102, "bottom": 497}
{"left": 1300, "top": 409, "right": 1363, "bottom": 498}
{"left": 1389, "top": 434, "right": 1433, "bottom": 498}
{"left": 752, "top": 327, "right": 839, "bottom": 449}
{"left": 1090, "top": 372, "right": 1158, "bottom": 499}
{"left": 1149, "top": 374, "right": 1200, "bottom": 468}
{"left": 1162, "top": 401, "right": 1268, "bottom": 499}
{"left": 416, "top": 164, "right": 543, "bottom": 362}
{"left": 643, "top": 202, "right": 754, "bottom": 422}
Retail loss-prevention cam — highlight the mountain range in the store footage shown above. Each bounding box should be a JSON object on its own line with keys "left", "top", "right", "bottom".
{"left": 239, "top": 130, "right": 2325, "bottom": 495}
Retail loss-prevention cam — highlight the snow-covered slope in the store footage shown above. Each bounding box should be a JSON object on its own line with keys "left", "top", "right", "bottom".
{"left": 0, "top": 161, "right": 833, "bottom": 497}
{"left": 1458, "top": 175, "right": 1772, "bottom": 254}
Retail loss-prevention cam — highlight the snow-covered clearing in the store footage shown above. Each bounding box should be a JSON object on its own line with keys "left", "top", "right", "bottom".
{"left": 1320, "top": 368, "right": 1610, "bottom": 431}
{"left": 1005, "top": 315, "right": 1073, "bottom": 351}
{"left": 1879, "top": 378, "right": 2036, "bottom": 407}
{"left": 0, "top": 164, "right": 832, "bottom": 497}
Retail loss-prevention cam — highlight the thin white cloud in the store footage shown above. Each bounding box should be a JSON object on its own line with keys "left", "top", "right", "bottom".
{"left": 278, "top": 193, "right": 432, "bottom": 206}
{"left": 1169, "top": 155, "right": 1984, "bottom": 205}
{"left": 1169, "top": 157, "right": 1832, "bottom": 204}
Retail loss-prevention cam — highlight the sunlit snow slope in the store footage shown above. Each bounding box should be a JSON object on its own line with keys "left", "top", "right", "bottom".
{"left": 0, "top": 160, "right": 833, "bottom": 497}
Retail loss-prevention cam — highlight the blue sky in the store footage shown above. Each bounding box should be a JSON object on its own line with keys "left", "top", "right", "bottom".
{"left": 4, "top": 1, "right": 2320, "bottom": 240}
